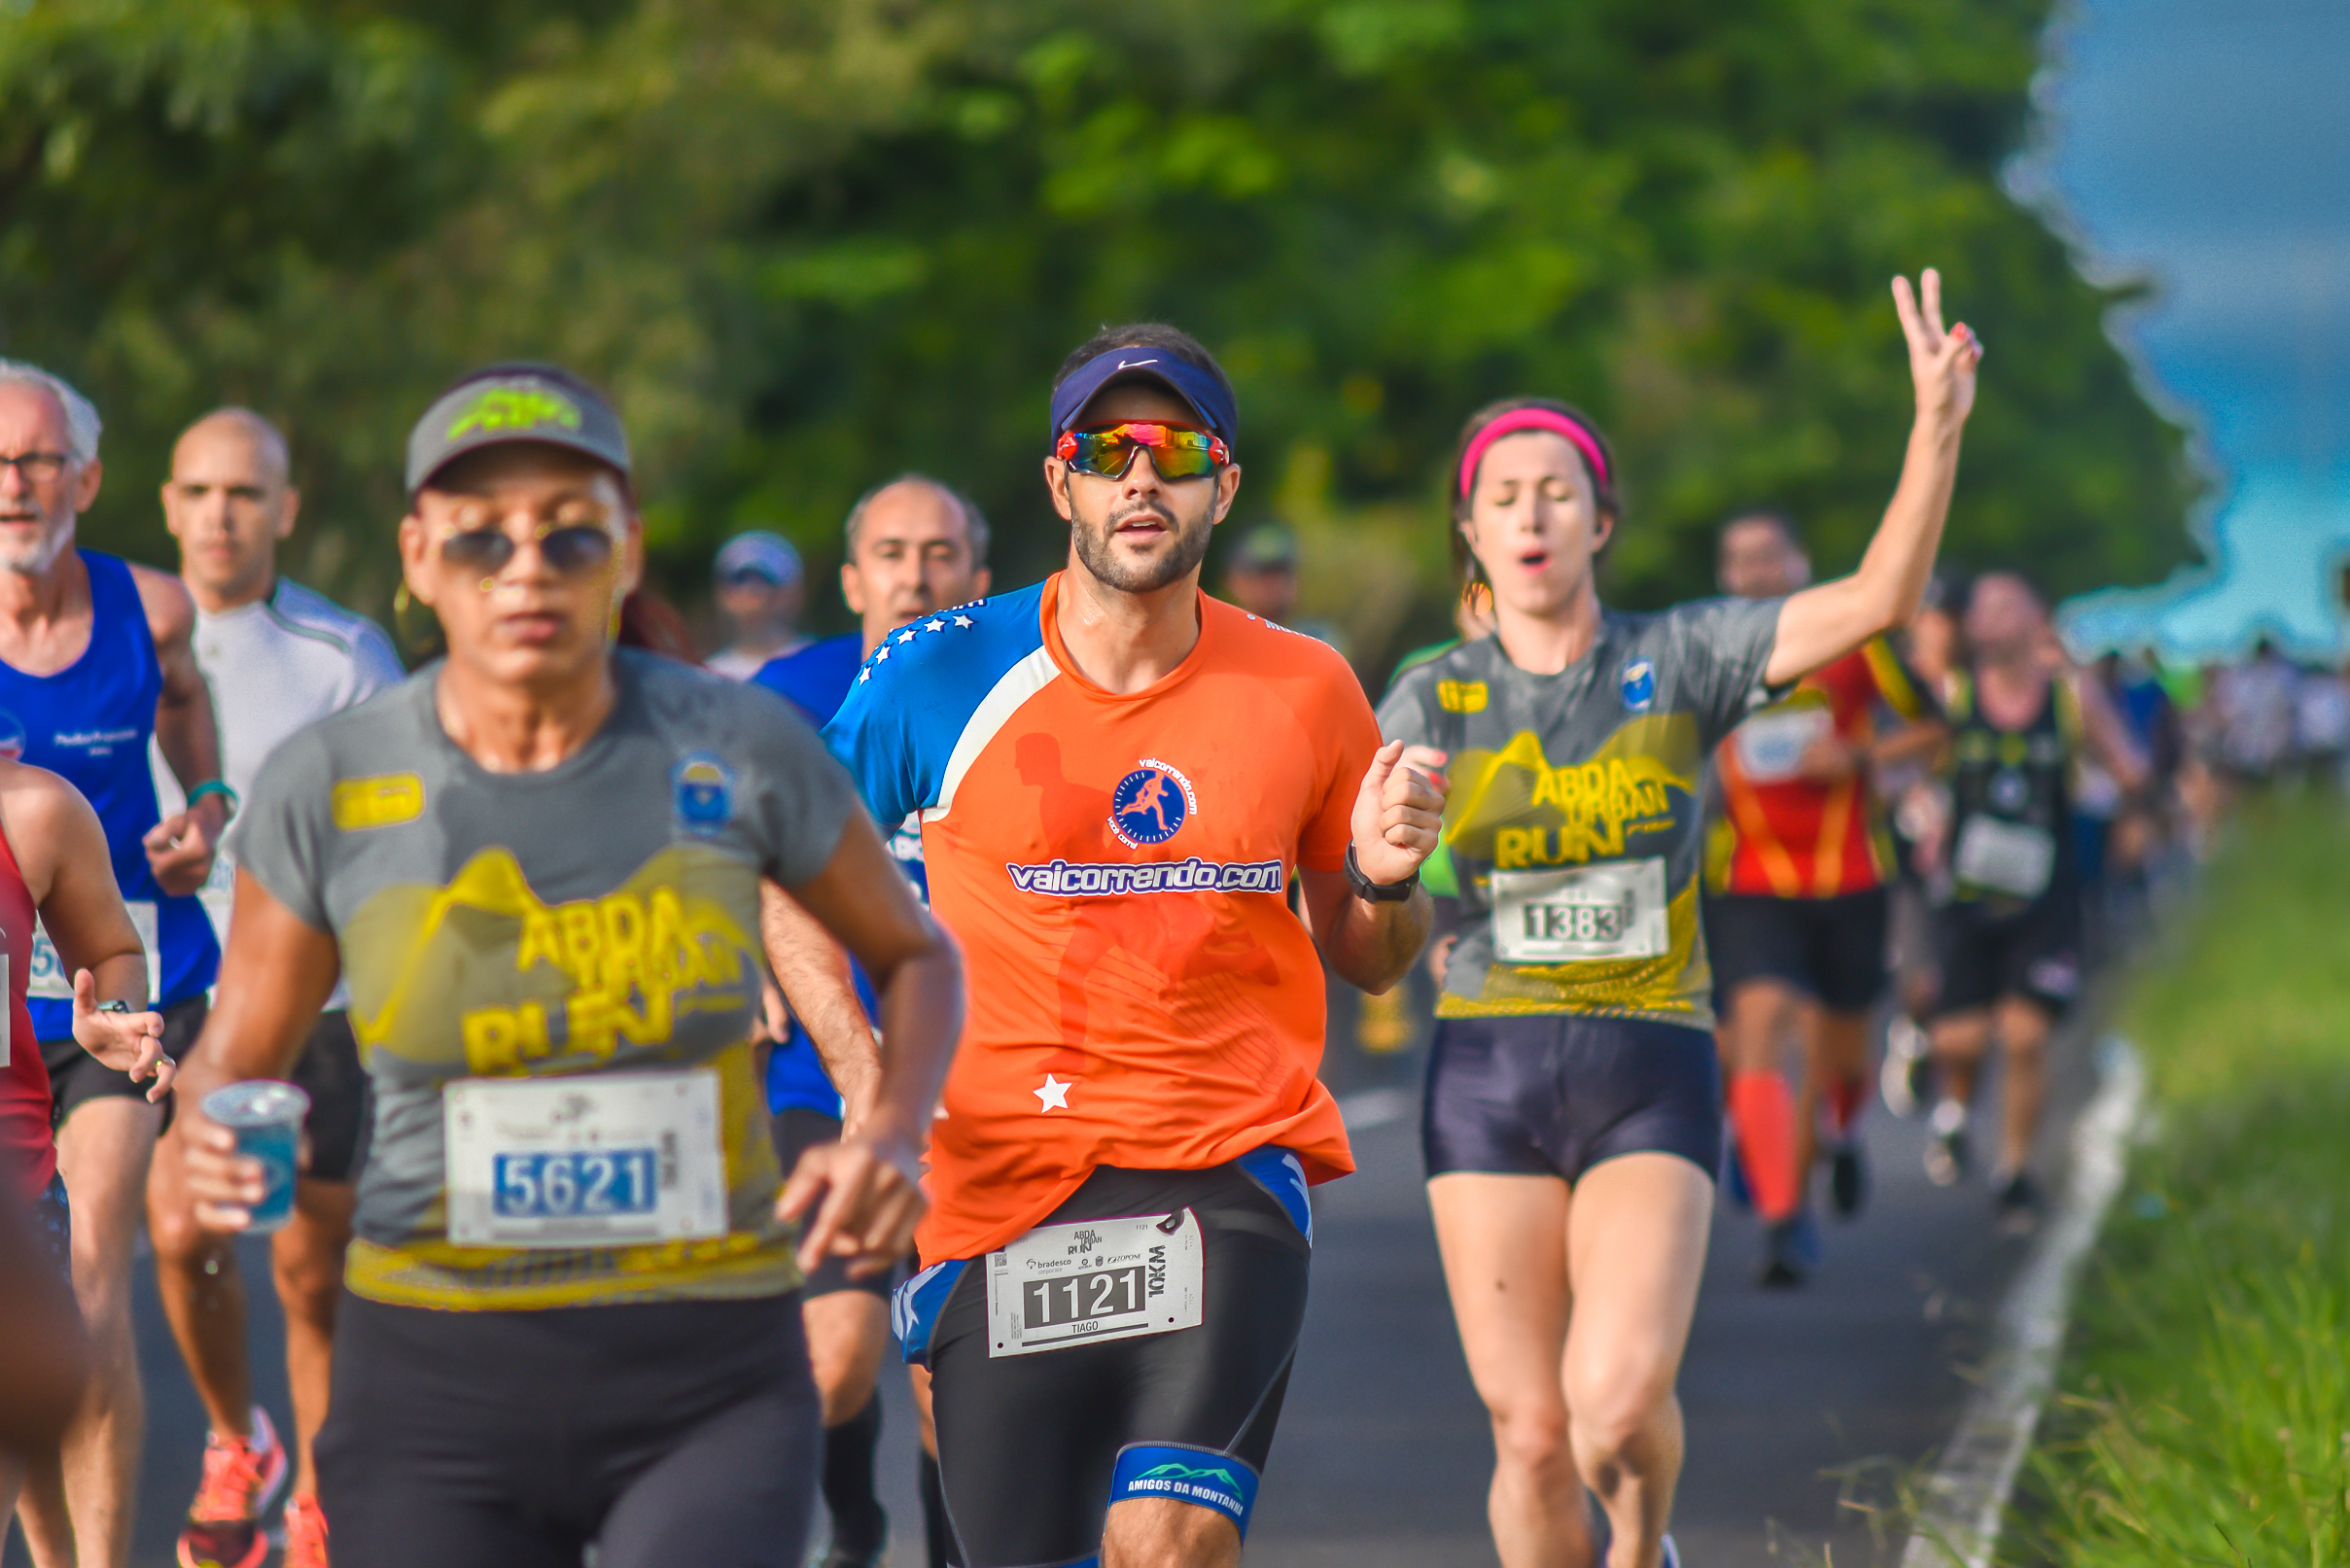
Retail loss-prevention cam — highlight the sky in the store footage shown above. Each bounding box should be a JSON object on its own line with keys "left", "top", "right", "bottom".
{"left": 2022, "top": 0, "right": 2350, "bottom": 660}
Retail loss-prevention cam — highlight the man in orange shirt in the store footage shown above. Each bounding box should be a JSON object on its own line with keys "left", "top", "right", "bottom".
{"left": 1706, "top": 511, "right": 1944, "bottom": 1285}
{"left": 824, "top": 323, "right": 1446, "bottom": 1568}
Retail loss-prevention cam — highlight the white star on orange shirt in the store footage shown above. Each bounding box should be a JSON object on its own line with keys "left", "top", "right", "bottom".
{"left": 1034, "top": 1073, "right": 1071, "bottom": 1112}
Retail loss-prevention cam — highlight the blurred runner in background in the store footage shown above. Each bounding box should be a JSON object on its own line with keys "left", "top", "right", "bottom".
{"left": 2291, "top": 656, "right": 2350, "bottom": 791}
{"left": 754, "top": 472, "right": 990, "bottom": 1568}
{"left": 0, "top": 704, "right": 185, "bottom": 1538}
{"left": 1921, "top": 574, "right": 2144, "bottom": 1227}
{"left": 0, "top": 360, "right": 228, "bottom": 1568}
{"left": 1219, "top": 522, "right": 1350, "bottom": 656}
{"left": 1704, "top": 509, "right": 1944, "bottom": 1286}
{"left": 2209, "top": 637, "right": 2297, "bottom": 798}
{"left": 1385, "top": 271, "right": 1978, "bottom": 1568}
{"left": 705, "top": 530, "right": 808, "bottom": 679}
{"left": 148, "top": 408, "right": 403, "bottom": 1568}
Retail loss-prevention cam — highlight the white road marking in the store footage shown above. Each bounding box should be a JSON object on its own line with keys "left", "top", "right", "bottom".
{"left": 1338, "top": 1086, "right": 1413, "bottom": 1132}
{"left": 1900, "top": 1034, "right": 2145, "bottom": 1568}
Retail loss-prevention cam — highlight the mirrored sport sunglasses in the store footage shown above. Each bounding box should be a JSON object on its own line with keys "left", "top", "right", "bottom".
{"left": 439, "top": 520, "right": 616, "bottom": 577}
{"left": 1054, "top": 422, "right": 1230, "bottom": 482}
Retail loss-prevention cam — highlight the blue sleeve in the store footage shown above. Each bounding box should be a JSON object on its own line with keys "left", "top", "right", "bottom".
{"left": 821, "top": 584, "right": 1050, "bottom": 826}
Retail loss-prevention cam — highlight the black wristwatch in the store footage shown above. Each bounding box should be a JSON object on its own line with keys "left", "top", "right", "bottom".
{"left": 1344, "top": 843, "right": 1420, "bottom": 903}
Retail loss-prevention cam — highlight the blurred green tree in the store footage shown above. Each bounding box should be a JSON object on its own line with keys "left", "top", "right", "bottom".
{"left": 0, "top": 0, "right": 2194, "bottom": 678}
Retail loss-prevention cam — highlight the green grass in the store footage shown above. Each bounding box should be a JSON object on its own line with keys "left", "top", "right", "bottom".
{"left": 2020, "top": 798, "right": 2350, "bottom": 1565}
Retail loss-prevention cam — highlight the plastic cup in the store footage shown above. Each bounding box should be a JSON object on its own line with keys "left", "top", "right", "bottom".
{"left": 200, "top": 1081, "right": 311, "bottom": 1235}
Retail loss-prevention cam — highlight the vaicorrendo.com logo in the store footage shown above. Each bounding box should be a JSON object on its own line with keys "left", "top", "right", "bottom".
{"left": 1005, "top": 857, "right": 1283, "bottom": 897}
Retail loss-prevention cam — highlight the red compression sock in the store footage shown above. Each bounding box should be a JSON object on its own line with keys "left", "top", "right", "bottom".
{"left": 1728, "top": 1070, "right": 1803, "bottom": 1222}
{"left": 1826, "top": 1074, "right": 1868, "bottom": 1137}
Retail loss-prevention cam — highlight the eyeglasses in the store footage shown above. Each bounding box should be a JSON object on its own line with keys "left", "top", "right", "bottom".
{"left": 0, "top": 452, "right": 69, "bottom": 484}
{"left": 1054, "top": 423, "right": 1230, "bottom": 482}
{"left": 438, "top": 520, "right": 616, "bottom": 577}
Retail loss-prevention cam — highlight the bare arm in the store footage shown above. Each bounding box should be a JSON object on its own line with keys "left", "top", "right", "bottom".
{"left": 167, "top": 872, "right": 345, "bottom": 1230}
{"left": 758, "top": 879, "right": 880, "bottom": 1122}
{"left": 132, "top": 564, "right": 228, "bottom": 895}
{"left": 773, "top": 811, "right": 963, "bottom": 1277}
{"left": 8, "top": 767, "right": 173, "bottom": 1094}
{"left": 2072, "top": 671, "right": 2151, "bottom": 795}
{"left": 1299, "top": 741, "right": 1450, "bottom": 994}
{"left": 1767, "top": 271, "right": 1982, "bottom": 686}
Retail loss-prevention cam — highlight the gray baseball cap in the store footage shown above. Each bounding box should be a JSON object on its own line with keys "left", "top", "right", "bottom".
{"left": 404, "top": 363, "right": 631, "bottom": 496}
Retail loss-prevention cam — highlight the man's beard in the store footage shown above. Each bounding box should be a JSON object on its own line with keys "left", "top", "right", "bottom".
{"left": 0, "top": 513, "right": 72, "bottom": 576}
{"left": 1070, "top": 503, "right": 1214, "bottom": 595}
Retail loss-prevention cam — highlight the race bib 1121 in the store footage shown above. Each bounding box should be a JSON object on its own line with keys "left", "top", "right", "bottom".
{"left": 442, "top": 1069, "right": 726, "bottom": 1249}
{"left": 984, "top": 1210, "right": 1205, "bottom": 1358}
{"left": 1490, "top": 858, "right": 1669, "bottom": 963}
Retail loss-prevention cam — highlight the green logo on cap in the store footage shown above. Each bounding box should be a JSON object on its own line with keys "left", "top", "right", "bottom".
{"left": 446, "top": 387, "right": 582, "bottom": 441}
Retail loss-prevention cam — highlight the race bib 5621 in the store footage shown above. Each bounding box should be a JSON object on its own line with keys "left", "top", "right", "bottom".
{"left": 442, "top": 1069, "right": 726, "bottom": 1248}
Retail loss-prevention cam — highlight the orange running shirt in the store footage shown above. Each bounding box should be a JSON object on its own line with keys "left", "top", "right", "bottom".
{"left": 824, "top": 575, "right": 1373, "bottom": 1262}
{"left": 1708, "top": 637, "right": 1936, "bottom": 898}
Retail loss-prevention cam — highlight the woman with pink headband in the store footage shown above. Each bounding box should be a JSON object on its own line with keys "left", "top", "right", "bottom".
{"left": 1378, "top": 270, "right": 1980, "bottom": 1568}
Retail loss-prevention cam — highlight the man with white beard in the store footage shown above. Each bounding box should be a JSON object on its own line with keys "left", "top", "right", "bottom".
{"left": 0, "top": 360, "right": 228, "bottom": 1568}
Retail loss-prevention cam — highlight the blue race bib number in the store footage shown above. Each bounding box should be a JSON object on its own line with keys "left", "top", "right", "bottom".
{"left": 491, "top": 1149, "right": 659, "bottom": 1220}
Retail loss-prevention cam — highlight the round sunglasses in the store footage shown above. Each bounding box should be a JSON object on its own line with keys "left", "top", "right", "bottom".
{"left": 438, "top": 519, "right": 617, "bottom": 577}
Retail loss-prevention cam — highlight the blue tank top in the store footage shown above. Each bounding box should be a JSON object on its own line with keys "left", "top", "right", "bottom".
{"left": 0, "top": 552, "right": 220, "bottom": 1035}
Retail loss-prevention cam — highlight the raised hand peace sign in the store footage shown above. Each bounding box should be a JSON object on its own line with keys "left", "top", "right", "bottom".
{"left": 1893, "top": 268, "right": 1981, "bottom": 428}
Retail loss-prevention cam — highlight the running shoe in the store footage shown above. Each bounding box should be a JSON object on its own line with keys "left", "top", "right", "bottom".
{"left": 1923, "top": 1099, "right": 1969, "bottom": 1187}
{"left": 1992, "top": 1169, "right": 2045, "bottom": 1235}
{"left": 177, "top": 1406, "right": 288, "bottom": 1568}
{"left": 282, "top": 1492, "right": 330, "bottom": 1568}
{"left": 1758, "top": 1208, "right": 1821, "bottom": 1288}
{"left": 1829, "top": 1136, "right": 1870, "bottom": 1218}
{"left": 1880, "top": 1014, "right": 1930, "bottom": 1116}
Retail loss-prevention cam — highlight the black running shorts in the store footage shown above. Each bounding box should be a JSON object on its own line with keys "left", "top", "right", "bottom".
{"left": 915, "top": 1157, "right": 1313, "bottom": 1568}
{"left": 1929, "top": 894, "right": 2082, "bottom": 1021}
{"left": 42, "top": 993, "right": 205, "bottom": 1133}
{"left": 288, "top": 1011, "right": 370, "bottom": 1184}
{"left": 1422, "top": 1014, "right": 1723, "bottom": 1184}
{"left": 1703, "top": 887, "right": 1892, "bottom": 1015}
{"left": 769, "top": 1106, "right": 894, "bottom": 1301}
{"left": 317, "top": 1291, "right": 822, "bottom": 1568}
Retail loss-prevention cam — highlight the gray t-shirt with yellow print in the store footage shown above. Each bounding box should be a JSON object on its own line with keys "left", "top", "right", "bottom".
{"left": 232, "top": 649, "right": 859, "bottom": 1310}
{"left": 1378, "top": 601, "right": 1780, "bottom": 1028}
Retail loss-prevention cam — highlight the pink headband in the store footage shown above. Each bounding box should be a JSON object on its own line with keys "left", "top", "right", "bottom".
{"left": 1458, "top": 408, "right": 1610, "bottom": 500}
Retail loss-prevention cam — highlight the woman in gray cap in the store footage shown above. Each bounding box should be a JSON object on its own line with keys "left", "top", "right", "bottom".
{"left": 170, "top": 363, "right": 962, "bottom": 1568}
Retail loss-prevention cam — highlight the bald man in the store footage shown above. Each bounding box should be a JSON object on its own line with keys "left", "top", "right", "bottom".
{"left": 147, "top": 409, "right": 402, "bottom": 1568}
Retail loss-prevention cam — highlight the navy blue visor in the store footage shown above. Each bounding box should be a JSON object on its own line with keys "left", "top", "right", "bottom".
{"left": 1050, "top": 349, "right": 1238, "bottom": 444}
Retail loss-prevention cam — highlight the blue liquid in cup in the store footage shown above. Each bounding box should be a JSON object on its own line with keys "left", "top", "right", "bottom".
{"left": 200, "top": 1081, "right": 311, "bottom": 1236}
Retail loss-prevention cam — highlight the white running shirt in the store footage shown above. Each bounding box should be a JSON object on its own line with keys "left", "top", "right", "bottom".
{"left": 155, "top": 577, "right": 403, "bottom": 1003}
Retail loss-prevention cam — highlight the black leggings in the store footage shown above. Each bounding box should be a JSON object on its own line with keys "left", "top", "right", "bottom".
{"left": 929, "top": 1163, "right": 1310, "bottom": 1568}
{"left": 318, "top": 1291, "right": 821, "bottom": 1568}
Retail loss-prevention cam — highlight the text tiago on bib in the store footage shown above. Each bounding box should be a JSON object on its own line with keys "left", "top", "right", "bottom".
{"left": 340, "top": 844, "right": 759, "bottom": 1075}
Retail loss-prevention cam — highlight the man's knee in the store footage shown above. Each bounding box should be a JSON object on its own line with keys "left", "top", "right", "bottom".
{"left": 271, "top": 1233, "right": 344, "bottom": 1327}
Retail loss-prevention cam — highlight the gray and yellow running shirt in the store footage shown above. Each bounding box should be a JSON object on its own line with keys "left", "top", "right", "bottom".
{"left": 231, "top": 650, "right": 859, "bottom": 1310}
{"left": 1378, "top": 602, "right": 1780, "bottom": 1028}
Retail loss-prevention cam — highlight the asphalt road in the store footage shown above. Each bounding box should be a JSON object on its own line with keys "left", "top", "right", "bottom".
{"left": 6, "top": 1005, "right": 2094, "bottom": 1568}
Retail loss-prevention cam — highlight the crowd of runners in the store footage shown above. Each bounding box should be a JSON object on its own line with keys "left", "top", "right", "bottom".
{"left": 0, "top": 263, "right": 2286, "bottom": 1568}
